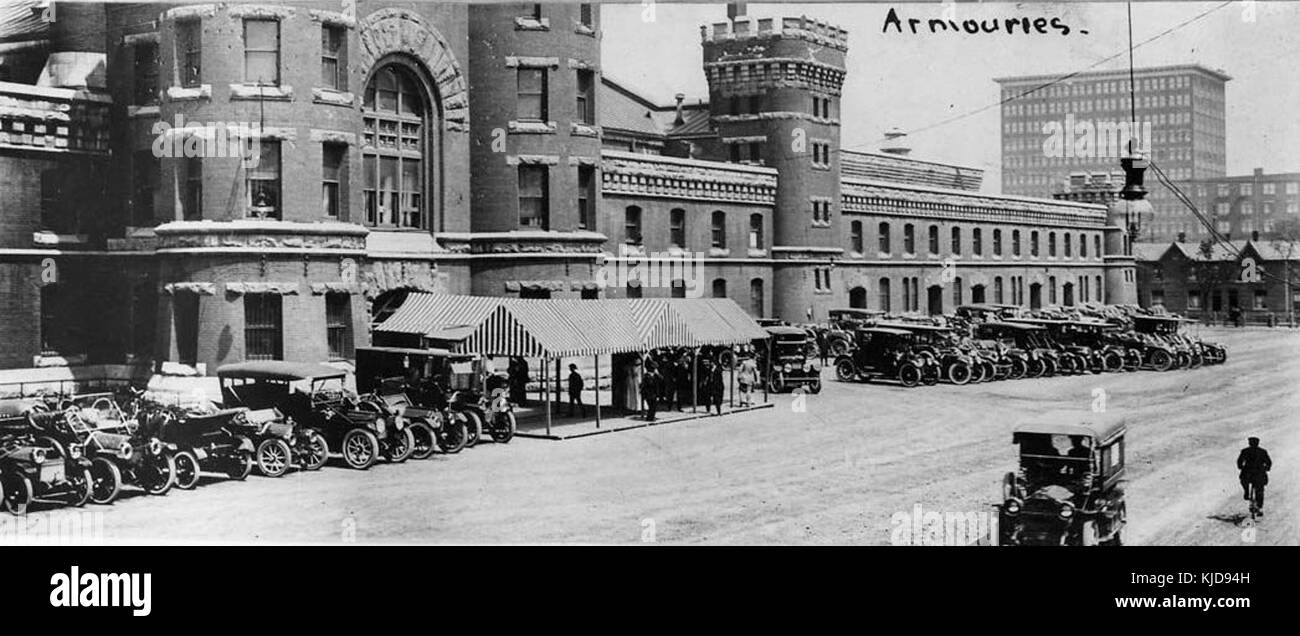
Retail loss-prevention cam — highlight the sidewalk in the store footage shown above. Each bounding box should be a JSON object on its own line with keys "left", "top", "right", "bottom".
{"left": 513, "top": 400, "right": 775, "bottom": 440}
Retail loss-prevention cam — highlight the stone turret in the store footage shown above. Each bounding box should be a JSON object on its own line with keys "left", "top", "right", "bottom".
{"left": 1102, "top": 154, "right": 1148, "bottom": 304}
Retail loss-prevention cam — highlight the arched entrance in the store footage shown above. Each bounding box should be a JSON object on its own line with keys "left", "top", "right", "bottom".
{"left": 849, "top": 286, "right": 868, "bottom": 309}
{"left": 1062, "top": 282, "right": 1075, "bottom": 307}
{"left": 970, "top": 284, "right": 986, "bottom": 304}
{"left": 1029, "top": 283, "right": 1043, "bottom": 310}
{"left": 927, "top": 285, "right": 944, "bottom": 315}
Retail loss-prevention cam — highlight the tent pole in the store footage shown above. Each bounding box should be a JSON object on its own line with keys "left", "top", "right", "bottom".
{"left": 555, "top": 358, "right": 562, "bottom": 406}
{"left": 544, "top": 357, "right": 551, "bottom": 437}
{"left": 729, "top": 348, "right": 735, "bottom": 409}
{"left": 764, "top": 337, "right": 771, "bottom": 403}
{"left": 595, "top": 354, "right": 601, "bottom": 429}
{"left": 691, "top": 348, "right": 698, "bottom": 414}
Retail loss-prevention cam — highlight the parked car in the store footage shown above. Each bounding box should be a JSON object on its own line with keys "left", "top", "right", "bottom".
{"left": 833, "top": 327, "right": 940, "bottom": 387}
{"left": 24, "top": 398, "right": 176, "bottom": 504}
{"left": 357, "top": 347, "right": 510, "bottom": 447}
{"left": 874, "top": 322, "right": 979, "bottom": 385}
{"left": 972, "top": 322, "right": 1060, "bottom": 378}
{"left": 0, "top": 433, "right": 93, "bottom": 514}
{"left": 356, "top": 390, "right": 447, "bottom": 459}
{"left": 1004, "top": 318, "right": 1090, "bottom": 374}
{"left": 995, "top": 415, "right": 1127, "bottom": 546}
{"left": 217, "top": 362, "right": 414, "bottom": 470}
{"left": 232, "top": 407, "right": 331, "bottom": 477}
{"left": 136, "top": 404, "right": 258, "bottom": 488}
{"left": 822, "top": 308, "right": 887, "bottom": 356}
{"left": 754, "top": 326, "right": 823, "bottom": 393}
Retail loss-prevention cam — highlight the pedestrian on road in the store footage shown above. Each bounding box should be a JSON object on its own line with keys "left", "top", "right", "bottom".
{"left": 1237, "top": 436, "right": 1272, "bottom": 514}
{"left": 567, "top": 363, "right": 585, "bottom": 417}
{"left": 641, "top": 362, "right": 660, "bottom": 421}
{"left": 703, "top": 359, "right": 725, "bottom": 415}
{"left": 736, "top": 353, "right": 758, "bottom": 406}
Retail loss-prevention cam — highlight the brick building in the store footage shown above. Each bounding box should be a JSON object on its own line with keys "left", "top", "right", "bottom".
{"left": 998, "top": 65, "right": 1230, "bottom": 243}
{"left": 1133, "top": 239, "right": 1300, "bottom": 323}
{"left": 0, "top": 2, "right": 1141, "bottom": 373}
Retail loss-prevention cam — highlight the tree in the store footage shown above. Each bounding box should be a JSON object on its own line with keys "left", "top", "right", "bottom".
{"left": 1194, "top": 239, "right": 1232, "bottom": 324}
{"left": 1269, "top": 217, "right": 1300, "bottom": 325}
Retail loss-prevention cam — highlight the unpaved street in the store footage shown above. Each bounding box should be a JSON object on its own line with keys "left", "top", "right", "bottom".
{"left": 39, "top": 327, "right": 1297, "bottom": 545}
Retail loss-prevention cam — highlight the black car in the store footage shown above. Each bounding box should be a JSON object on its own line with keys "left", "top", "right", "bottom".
{"left": 833, "top": 327, "right": 940, "bottom": 387}
{"left": 755, "top": 326, "right": 822, "bottom": 393}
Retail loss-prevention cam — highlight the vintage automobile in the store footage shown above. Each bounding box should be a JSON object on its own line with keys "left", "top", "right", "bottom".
{"left": 833, "top": 327, "right": 941, "bottom": 387}
{"left": 995, "top": 415, "right": 1127, "bottom": 546}
{"left": 754, "top": 326, "right": 823, "bottom": 393}
{"left": 0, "top": 402, "right": 95, "bottom": 514}
{"left": 136, "top": 404, "right": 259, "bottom": 488}
{"left": 954, "top": 303, "right": 1024, "bottom": 324}
{"left": 357, "top": 347, "right": 511, "bottom": 446}
{"left": 1131, "top": 315, "right": 1224, "bottom": 369}
{"left": 356, "top": 390, "right": 447, "bottom": 459}
{"left": 1004, "top": 319, "right": 1091, "bottom": 375}
{"left": 874, "top": 322, "right": 979, "bottom": 385}
{"left": 822, "top": 308, "right": 886, "bottom": 356}
{"left": 24, "top": 397, "right": 176, "bottom": 504}
{"left": 217, "top": 362, "right": 414, "bottom": 470}
{"left": 233, "top": 407, "right": 331, "bottom": 477}
{"left": 972, "top": 322, "right": 1061, "bottom": 378}
{"left": 1014, "top": 318, "right": 1131, "bottom": 373}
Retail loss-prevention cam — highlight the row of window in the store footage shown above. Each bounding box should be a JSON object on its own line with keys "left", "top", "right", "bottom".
{"left": 1002, "top": 75, "right": 1202, "bottom": 103}
{"left": 1179, "top": 288, "right": 1270, "bottom": 311}
{"left": 516, "top": 67, "right": 597, "bottom": 124}
{"left": 626, "top": 278, "right": 766, "bottom": 317}
{"left": 847, "top": 221, "right": 1102, "bottom": 259}
{"left": 623, "top": 207, "right": 764, "bottom": 250}
{"left": 850, "top": 274, "right": 1105, "bottom": 312}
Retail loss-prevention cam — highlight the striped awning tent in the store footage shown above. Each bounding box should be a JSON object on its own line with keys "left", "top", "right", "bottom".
{"left": 663, "top": 299, "right": 761, "bottom": 346}
{"left": 699, "top": 298, "right": 770, "bottom": 341}
{"left": 372, "top": 293, "right": 499, "bottom": 337}
{"left": 629, "top": 298, "right": 695, "bottom": 349}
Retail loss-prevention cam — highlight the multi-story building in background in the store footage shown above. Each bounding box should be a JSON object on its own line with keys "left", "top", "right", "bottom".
{"left": 0, "top": 2, "right": 1141, "bottom": 374}
{"left": 998, "top": 65, "right": 1229, "bottom": 243}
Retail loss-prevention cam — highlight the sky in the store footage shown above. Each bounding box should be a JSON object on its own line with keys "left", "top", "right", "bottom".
{"left": 601, "top": 1, "right": 1300, "bottom": 192}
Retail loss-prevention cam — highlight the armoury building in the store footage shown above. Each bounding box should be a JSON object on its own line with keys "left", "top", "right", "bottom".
{"left": 0, "top": 1, "right": 1141, "bottom": 374}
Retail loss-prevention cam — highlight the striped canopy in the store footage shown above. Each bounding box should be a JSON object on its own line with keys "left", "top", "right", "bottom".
{"left": 373, "top": 293, "right": 765, "bottom": 358}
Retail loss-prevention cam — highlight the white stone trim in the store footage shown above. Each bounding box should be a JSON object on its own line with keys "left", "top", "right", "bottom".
{"left": 163, "top": 4, "right": 217, "bottom": 21}
{"left": 505, "top": 56, "right": 560, "bottom": 69}
{"left": 505, "top": 154, "right": 561, "bottom": 166}
{"left": 165, "top": 85, "right": 212, "bottom": 102}
{"left": 123, "top": 32, "right": 160, "bottom": 46}
{"left": 568, "top": 156, "right": 601, "bottom": 167}
{"left": 225, "top": 282, "right": 301, "bottom": 295}
{"left": 162, "top": 282, "right": 217, "bottom": 296}
{"left": 508, "top": 120, "right": 557, "bottom": 134}
{"left": 229, "top": 84, "right": 294, "bottom": 101}
{"left": 309, "top": 9, "right": 356, "bottom": 28}
{"left": 309, "top": 129, "right": 357, "bottom": 145}
{"left": 312, "top": 88, "right": 355, "bottom": 107}
{"left": 722, "top": 135, "right": 768, "bottom": 144}
{"left": 310, "top": 282, "right": 360, "bottom": 295}
{"left": 570, "top": 122, "right": 600, "bottom": 138}
{"left": 514, "top": 17, "right": 550, "bottom": 31}
{"left": 567, "top": 58, "right": 599, "bottom": 71}
{"left": 127, "top": 105, "right": 160, "bottom": 119}
{"left": 227, "top": 4, "right": 296, "bottom": 20}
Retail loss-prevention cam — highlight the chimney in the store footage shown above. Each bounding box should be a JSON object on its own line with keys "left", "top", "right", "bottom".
{"left": 727, "top": 3, "right": 747, "bottom": 20}
{"left": 880, "top": 127, "right": 911, "bottom": 156}
{"left": 674, "top": 93, "right": 686, "bottom": 126}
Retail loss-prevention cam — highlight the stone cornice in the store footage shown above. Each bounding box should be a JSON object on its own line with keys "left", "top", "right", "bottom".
{"left": 601, "top": 151, "right": 777, "bottom": 206}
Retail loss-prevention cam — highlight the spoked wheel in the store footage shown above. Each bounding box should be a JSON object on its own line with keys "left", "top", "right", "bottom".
{"left": 140, "top": 454, "right": 176, "bottom": 496}
{"left": 437, "top": 414, "right": 469, "bottom": 454}
{"left": 1175, "top": 351, "right": 1191, "bottom": 369}
{"left": 1123, "top": 350, "right": 1142, "bottom": 372}
{"left": 1057, "top": 355, "right": 1077, "bottom": 375}
{"left": 920, "top": 366, "right": 939, "bottom": 386}
{"left": 835, "top": 359, "right": 858, "bottom": 382}
{"left": 67, "top": 469, "right": 93, "bottom": 507}
{"left": 1102, "top": 352, "right": 1124, "bottom": 373}
{"left": 489, "top": 411, "right": 517, "bottom": 444}
{"left": 1149, "top": 350, "right": 1174, "bottom": 372}
{"left": 172, "top": 450, "right": 201, "bottom": 490}
{"left": 89, "top": 458, "right": 122, "bottom": 505}
{"left": 384, "top": 427, "right": 416, "bottom": 463}
{"left": 829, "top": 339, "right": 851, "bottom": 357}
{"left": 980, "top": 361, "right": 997, "bottom": 382}
{"left": 805, "top": 378, "right": 823, "bottom": 395}
{"left": 461, "top": 409, "right": 483, "bottom": 448}
{"left": 226, "top": 450, "right": 254, "bottom": 481}
{"left": 300, "top": 431, "right": 329, "bottom": 471}
{"left": 947, "top": 361, "right": 972, "bottom": 385}
{"left": 767, "top": 372, "right": 786, "bottom": 394}
{"left": 1025, "top": 358, "right": 1045, "bottom": 379}
{"left": 342, "top": 429, "right": 380, "bottom": 470}
{"left": 1041, "top": 357, "right": 1058, "bottom": 377}
{"left": 409, "top": 420, "right": 438, "bottom": 460}
{"left": 2, "top": 474, "right": 33, "bottom": 515}
{"left": 1008, "top": 358, "right": 1028, "bottom": 380}
{"left": 1189, "top": 351, "right": 1203, "bottom": 368}
{"left": 256, "top": 438, "right": 292, "bottom": 477}
{"left": 898, "top": 364, "right": 921, "bottom": 388}
{"left": 969, "top": 361, "right": 986, "bottom": 383}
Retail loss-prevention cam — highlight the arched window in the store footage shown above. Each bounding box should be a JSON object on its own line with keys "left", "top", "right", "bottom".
{"left": 750, "top": 278, "right": 764, "bottom": 316}
{"left": 363, "top": 63, "right": 434, "bottom": 229}
{"left": 878, "top": 222, "right": 891, "bottom": 253}
{"left": 849, "top": 286, "right": 868, "bottom": 308}
{"left": 712, "top": 278, "right": 727, "bottom": 298}
{"left": 1064, "top": 233, "right": 1073, "bottom": 257}
{"left": 973, "top": 228, "right": 983, "bottom": 255}
{"left": 952, "top": 277, "right": 963, "bottom": 307}
{"left": 749, "top": 214, "right": 764, "bottom": 249}
{"left": 994, "top": 276, "right": 1004, "bottom": 303}
{"left": 1094, "top": 235, "right": 1101, "bottom": 258}
{"left": 624, "top": 206, "right": 642, "bottom": 244}
{"left": 711, "top": 211, "right": 726, "bottom": 249}
{"left": 928, "top": 225, "right": 939, "bottom": 255}
{"left": 1012, "top": 229, "right": 1021, "bottom": 256}
{"left": 850, "top": 221, "right": 863, "bottom": 253}
{"left": 1048, "top": 232, "right": 1057, "bottom": 257}
{"left": 951, "top": 227, "right": 961, "bottom": 255}
{"left": 903, "top": 224, "right": 916, "bottom": 254}
{"left": 993, "top": 229, "right": 1003, "bottom": 256}
{"left": 1079, "top": 232, "right": 1087, "bottom": 257}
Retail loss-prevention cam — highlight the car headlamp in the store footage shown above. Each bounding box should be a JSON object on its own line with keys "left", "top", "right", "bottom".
{"left": 782, "top": 363, "right": 792, "bottom": 373}
{"left": 149, "top": 438, "right": 163, "bottom": 456}
{"left": 32, "top": 447, "right": 47, "bottom": 464}
{"left": 1058, "top": 502, "right": 1075, "bottom": 520}
{"left": 1004, "top": 498, "right": 1022, "bottom": 515}
{"left": 118, "top": 442, "right": 133, "bottom": 460}
{"left": 68, "top": 444, "right": 83, "bottom": 460}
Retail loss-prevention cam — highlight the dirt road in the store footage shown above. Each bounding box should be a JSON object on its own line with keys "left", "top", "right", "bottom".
{"left": 33, "top": 327, "right": 1296, "bottom": 545}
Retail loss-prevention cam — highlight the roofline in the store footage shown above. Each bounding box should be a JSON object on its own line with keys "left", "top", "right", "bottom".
{"left": 600, "top": 74, "right": 707, "bottom": 112}
{"left": 603, "top": 149, "right": 779, "bottom": 176}
{"left": 993, "top": 64, "right": 1232, "bottom": 85}
{"left": 840, "top": 148, "right": 985, "bottom": 175}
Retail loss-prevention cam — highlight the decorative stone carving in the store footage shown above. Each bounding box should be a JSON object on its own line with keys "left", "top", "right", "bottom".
{"left": 227, "top": 4, "right": 296, "bottom": 20}
{"left": 162, "top": 282, "right": 217, "bottom": 295}
{"left": 362, "top": 259, "right": 446, "bottom": 299}
{"left": 357, "top": 8, "right": 468, "bottom": 132}
{"left": 309, "top": 129, "right": 358, "bottom": 145}
{"left": 504, "top": 280, "right": 566, "bottom": 292}
{"left": 310, "top": 282, "right": 361, "bottom": 295}
{"left": 311, "top": 88, "right": 356, "bottom": 107}
{"left": 155, "top": 221, "right": 368, "bottom": 252}
{"left": 225, "top": 282, "right": 301, "bottom": 295}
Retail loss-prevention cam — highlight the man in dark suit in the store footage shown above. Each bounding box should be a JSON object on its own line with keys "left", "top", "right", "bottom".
{"left": 567, "top": 363, "right": 585, "bottom": 417}
{"left": 1237, "top": 437, "right": 1272, "bottom": 514}
{"left": 640, "top": 362, "right": 660, "bottom": 421}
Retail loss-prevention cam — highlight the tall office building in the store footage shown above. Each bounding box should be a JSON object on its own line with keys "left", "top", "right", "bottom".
{"left": 996, "top": 65, "right": 1229, "bottom": 242}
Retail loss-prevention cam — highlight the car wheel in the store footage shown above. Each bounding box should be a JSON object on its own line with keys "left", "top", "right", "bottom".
{"left": 461, "top": 409, "right": 484, "bottom": 448}
{"left": 806, "top": 378, "right": 823, "bottom": 395}
{"left": 173, "top": 450, "right": 201, "bottom": 490}
{"left": 300, "top": 431, "right": 330, "bottom": 471}
{"left": 89, "top": 458, "right": 122, "bottom": 505}
{"left": 68, "top": 469, "right": 93, "bottom": 507}
{"left": 1103, "top": 352, "right": 1124, "bottom": 372}
{"left": 34, "top": 435, "right": 68, "bottom": 460}
{"left": 2, "top": 473, "right": 33, "bottom": 515}
{"left": 1057, "top": 355, "right": 1076, "bottom": 375}
{"left": 1026, "top": 358, "right": 1045, "bottom": 378}
{"left": 409, "top": 419, "right": 438, "bottom": 459}
{"left": 981, "top": 361, "right": 997, "bottom": 382}
{"left": 830, "top": 339, "right": 851, "bottom": 357}
{"left": 342, "top": 429, "right": 380, "bottom": 470}
{"left": 489, "top": 411, "right": 517, "bottom": 444}
{"left": 385, "top": 427, "right": 415, "bottom": 463}
{"left": 1041, "top": 357, "right": 1057, "bottom": 377}
{"left": 947, "top": 361, "right": 972, "bottom": 385}
{"left": 1008, "top": 359, "right": 1027, "bottom": 380}
{"left": 437, "top": 414, "right": 469, "bottom": 454}
{"left": 767, "top": 373, "right": 786, "bottom": 394}
{"left": 1150, "top": 350, "right": 1174, "bottom": 372}
{"left": 835, "top": 359, "right": 858, "bottom": 382}
{"left": 921, "top": 366, "right": 939, "bottom": 386}
{"left": 898, "top": 364, "right": 921, "bottom": 388}
{"left": 968, "top": 361, "right": 985, "bottom": 383}
{"left": 226, "top": 450, "right": 254, "bottom": 481}
{"left": 255, "top": 438, "right": 292, "bottom": 477}
{"left": 141, "top": 453, "right": 176, "bottom": 496}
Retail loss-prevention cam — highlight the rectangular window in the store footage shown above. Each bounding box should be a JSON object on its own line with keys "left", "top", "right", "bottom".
{"left": 577, "top": 165, "right": 595, "bottom": 230}
{"left": 576, "top": 69, "right": 595, "bottom": 124}
{"left": 518, "top": 165, "right": 549, "bottom": 229}
{"left": 243, "top": 19, "right": 280, "bottom": 85}
{"left": 579, "top": 4, "right": 594, "bottom": 27}
{"left": 321, "top": 25, "right": 346, "bottom": 91}
{"left": 972, "top": 228, "right": 983, "bottom": 256}
{"left": 749, "top": 214, "right": 764, "bottom": 250}
{"left": 624, "top": 206, "right": 642, "bottom": 244}
{"left": 326, "top": 293, "right": 353, "bottom": 360}
{"left": 711, "top": 212, "right": 726, "bottom": 249}
{"left": 670, "top": 209, "right": 685, "bottom": 248}
{"left": 177, "top": 20, "right": 201, "bottom": 88}
{"left": 903, "top": 224, "right": 915, "bottom": 254}
{"left": 850, "top": 221, "right": 863, "bottom": 254}
{"left": 322, "top": 143, "right": 345, "bottom": 218}
{"left": 878, "top": 222, "right": 891, "bottom": 253}
{"left": 517, "top": 68, "right": 548, "bottom": 121}
{"left": 134, "top": 41, "right": 158, "bottom": 105}
{"left": 1253, "top": 289, "right": 1268, "bottom": 310}
{"left": 133, "top": 151, "right": 158, "bottom": 226}
{"left": 247, "top": 140, "right": 281, "bottom": 218}
{"left": 182, "top": 156, "right": 202, "bottom": 221}
{"left": 244, "top": 294, "right": 283, "bottom": 361}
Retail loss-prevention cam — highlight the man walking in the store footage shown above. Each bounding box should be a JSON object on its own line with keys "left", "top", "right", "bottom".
{"left": 736, "top": 352, "right": 758, "bottom": 406}
{"left": 703, "top": 358, "right": 725, "bottom": 415}
{"left": 567, "top": 363, "right": 585, "bottom": 417}
{"left": 1237, "top": 436, "right": 1272, "bottom": 515}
